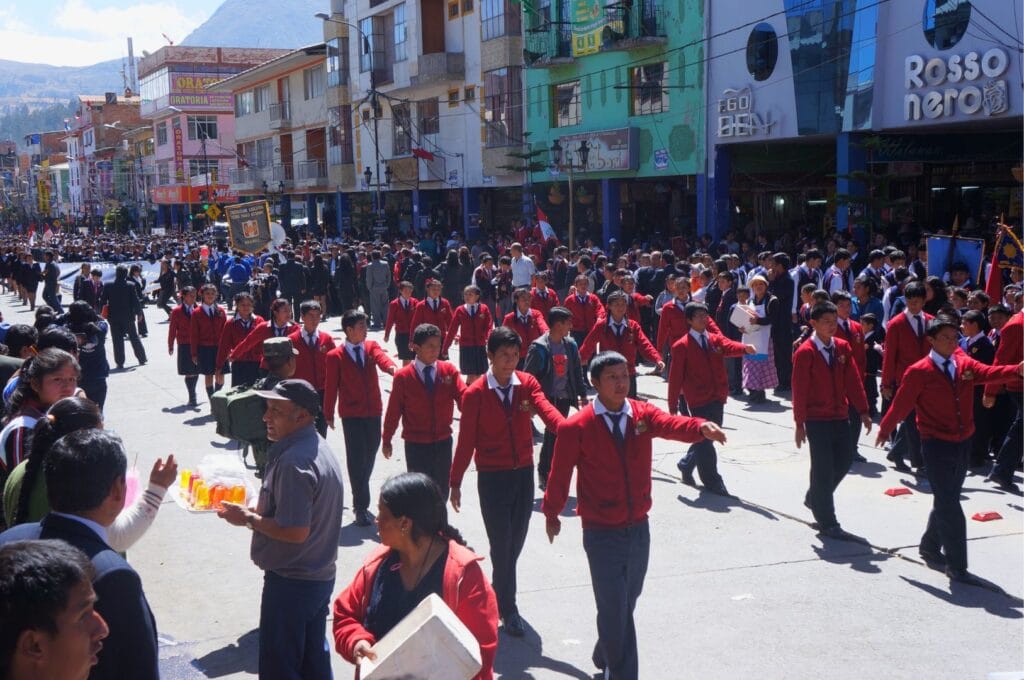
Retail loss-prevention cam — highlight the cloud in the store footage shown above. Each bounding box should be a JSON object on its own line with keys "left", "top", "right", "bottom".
{"left": 0, "top": 0, "right": 211, "bottom": 67}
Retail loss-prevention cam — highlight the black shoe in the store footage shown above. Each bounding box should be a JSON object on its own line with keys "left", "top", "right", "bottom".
{"left": 892, "top": 460, "right": 912, "bottom": 473}
{"left": 704, "top": 482, "right": 733, "bottom": 498}
{"left": 946, "top": 569, "right": 988, "bottom": 587}
{"left": 138, "top": 359, "right": 147, "bottom": 366}
{"left": 919, "top": 549, "right": 946, "bottom": 569}
{"left": 851, "top": 452, "right": 867, "bottom": 463}
{"left": 116, "top": 364, "right": 124, "bottom": 370}
{"left": 538, "top": 480, "right": 547, "bottom": 492}
{"left": 502, "top": 613, "right": 525, "bottom": 637}
{"left": 677, "top": 461, "right": 696, "bottom": 487}
{"left": 187, "top": 398, "right": 198, "bottom": 407}
{"left": 987, "top": 475, "right": 1022, "bottom": 494}
{"left": 354, "top": 510, "right": 374, "bottom": 526}
{"left": 818, "top": 525, "right": 866, "bottom": 543}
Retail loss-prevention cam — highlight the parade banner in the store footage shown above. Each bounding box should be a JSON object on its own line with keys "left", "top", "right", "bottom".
{"left": 572, "top": 0, "right": 606, "bottom": 56}
{"left": 225, "top": 200, "right": 272, "bottom": 254}
{"left": 57, "top": 260, "right": 164, "bottom": 295}
{"left": 926, "top": 234, "right": 985, "bottom": 281}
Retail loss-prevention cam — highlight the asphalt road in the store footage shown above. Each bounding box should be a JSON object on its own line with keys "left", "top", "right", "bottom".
{"left": 6, "top": 295, "right": 1021, "bottom": 680}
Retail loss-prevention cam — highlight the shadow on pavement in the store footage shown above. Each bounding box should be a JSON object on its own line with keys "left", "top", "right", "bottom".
{"left": 532, "top": 496, "right": 577, "bottom": 517}
{"left": 183, "top": 414, "right": 216, "bottom": 427}
{"left": 162, "top": 405, "right": 198, "bottom": 415}
{"left": 812, "top": 543, "right": 889, "bottom": 574}
{"left": 493, "top": 618, "right": 594, "bottom": 680}
{"left": 339, "top": 522, "right": 381, "bottom": 548}
{"left": 743, "top": 400, "right": 788, "bottom": 413}
{"left": 676, "top": 492, "right": 779, "bottom": 521}
{"left": 190, "top": 628, "right": 260, "bottom": 677}
{"left": 847, "top": 460, "right": 886, "bottom": 478}
{"left": 899, "top": 576, "right": 1024, "bottom": 619}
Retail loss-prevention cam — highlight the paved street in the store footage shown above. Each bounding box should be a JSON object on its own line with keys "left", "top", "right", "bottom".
{"left": 7, "top": 297, "right": 1022, "bottom": 680}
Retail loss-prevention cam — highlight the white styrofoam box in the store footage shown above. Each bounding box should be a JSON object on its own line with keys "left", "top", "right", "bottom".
{"left": 361, "top": 593, "right": 482, "bottom": 680}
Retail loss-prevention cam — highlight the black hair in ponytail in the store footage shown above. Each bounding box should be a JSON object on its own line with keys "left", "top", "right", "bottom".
{"left": 380, "top": 472, "right": 467, "bottom": 547}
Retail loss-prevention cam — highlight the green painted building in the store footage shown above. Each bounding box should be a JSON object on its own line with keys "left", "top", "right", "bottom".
{"left": 522, "top": 0, "right": 705, "bottom": 248}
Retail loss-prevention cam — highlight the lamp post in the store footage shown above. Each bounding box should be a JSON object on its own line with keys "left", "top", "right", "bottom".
{"left": 550, "top": 138, "right": 590, "bottom": 253}
{"left": 362, "top": 164, "right": 392, "bottom": 235}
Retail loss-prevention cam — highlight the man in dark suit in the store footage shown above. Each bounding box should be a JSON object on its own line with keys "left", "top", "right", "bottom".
{"left": 99, "top": 264, "right": 147, "bottom": 369}
{"left": 768, "top": 252, "right": 795, "bottom": 390}
{"left": 0, "top": 429, "right": 160, "bottom": 680}
{"left": 71, "top": 262, "right": 92, "bottom": 302}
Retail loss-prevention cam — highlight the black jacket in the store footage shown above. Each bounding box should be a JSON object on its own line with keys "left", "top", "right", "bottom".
{"left": 0, "top": 514, "right": 160, "bottom": 680}
{"left": 100, "top": 279, "right": 142, "bottom": 323}
{"left": 278, "top": 260, "right": 307, "bottom": 296}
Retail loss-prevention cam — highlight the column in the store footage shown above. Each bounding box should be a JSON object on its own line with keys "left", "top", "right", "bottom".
{"left": 334, "top": 191, "right": 347, "bottom": 237}
{"left": 697, "top": 145, "right": 731, "bottom": 241}
{"left": 463, "top": 187, "right": 480, "bottom": 241}
{"left": 280, "top": 195, "right": 292, "bottom": 232}
{"left": 601, "top": 178, "right": 622, "bottom": 250}
{"left": 836, "top": 132, "right": 867, "bottom": 244}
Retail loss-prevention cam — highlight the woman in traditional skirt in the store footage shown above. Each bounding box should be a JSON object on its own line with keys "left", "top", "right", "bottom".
{"left": 739, "top": 275, "right": 779, "bottom": 403}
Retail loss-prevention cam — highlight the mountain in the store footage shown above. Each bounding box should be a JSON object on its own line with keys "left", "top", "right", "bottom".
{"left": 181, "top": 0, "right": 324, "bottom": 48}
{"left": 0, "top": 58, "right": 126, "bottom": 106}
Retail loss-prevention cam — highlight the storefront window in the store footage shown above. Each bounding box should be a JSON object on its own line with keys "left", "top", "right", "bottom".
{"left": 923, "top": 0, "right": 971, "bottom": 50}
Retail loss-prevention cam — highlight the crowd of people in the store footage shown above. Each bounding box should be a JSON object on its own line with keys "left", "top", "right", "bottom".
{"left": 0, "top": 219, "right": 1021, "bottom": 680}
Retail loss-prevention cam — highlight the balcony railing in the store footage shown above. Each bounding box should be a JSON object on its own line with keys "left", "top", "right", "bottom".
{"left": 412, "top": 52, "right": 465, "bottom": 86}
{"left": 269, "top": 101, "right": 291, "bottom": 128}
{"left": 523, "top": 26, "right": 573, "bottom": 67}
{"left": 601, "top": 2, "right": 667, "bottom": 48}
{"left": 228, "top": 166, "right": 266, "bottom": 185}
{"left": 296, "top": 159, "right": 326, "bottom": 181}
{"left": 272, "top": 164, "right": 294, "bottom": 182}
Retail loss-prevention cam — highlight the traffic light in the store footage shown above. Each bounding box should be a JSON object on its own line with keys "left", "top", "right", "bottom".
{"left": 199, "top": 190, "right": 209, "bottom": 210}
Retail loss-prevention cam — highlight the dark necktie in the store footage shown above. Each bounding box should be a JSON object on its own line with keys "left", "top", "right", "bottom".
{"left": 307, "top": 334, "right": 316, "bottom": 350}
{"left": 914, "top": 315, "right": 924, "bottom": 337}
{"left": 606, "top": 412, "right": 625, "bottom": 446}
{"left": 614, "top": 324, "right": 623, "bottom": 338}
{"left": 841, "top": 321, "right": 849, "bottom": 335}
{"left": 423, "top": 365, "right": 435, "bottom": 393}
{"left": 577, "top": 295, "right": 586, "bottom": 305}
{"left": 431, "top": 300, "right": 438, "bottom": 312}
{"left": 274, "top": 325, "right": 285, "bottom": 337}
{"left": 469, "top": 305, "right": 476, "bottom": 318}
{"left": 825, "top": 345, "right": 834, "bottom": 367}
{"left": 353, "top": 345, "right": 364, "bottom": 369}
{"left": 699, "top": 334, "right": 708, "bottom": 352}
{"left": 207, "top": 307, "right": 214, "bottom": 318}
{"left": 539, "top": 291, "right": 546, "bottom": 299}
{"left": 497, "top": 384, "right": 512, "bottom": 409}
{"left": 943, "top": 358, "right": 954, "bottom": 383}
{"left": 520, "top": 315, "right": 529, "bottom": 326}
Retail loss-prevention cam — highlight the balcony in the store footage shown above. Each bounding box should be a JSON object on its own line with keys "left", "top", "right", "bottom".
{"left": 600, "top": 2, "right": 667, "bottom": 50}
{"left": 523, "top": 27, "right": 574, "bottom": 67}
{"left": 295, "top": 159, "right": 326, "bottom": 183}
{"left": 228, "top": 166, "right": 266, "bottom": 190}
{"left": 269, "top": 101, "right": 291, "bottom": 129}
{"left": 272, "top": 164, "right": 294, "bottom": 183}
{"left": 411, "top": 52, "right": 465, "bottom": 87}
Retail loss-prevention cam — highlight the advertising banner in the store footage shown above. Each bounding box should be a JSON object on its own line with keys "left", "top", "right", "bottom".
{"left": 572, "top": 0, "right": 605, "bottom": 56}
{"left": 225, "top": 200, "right": 272, "bottom": 253}
{"left": 173, "top": 125, "right": 184, "bottom": 181}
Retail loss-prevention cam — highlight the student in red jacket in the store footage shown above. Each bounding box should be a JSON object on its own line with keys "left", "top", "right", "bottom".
{"left": 384, "top": 280, "right": 419, "bottom": 366}
{"left": 449, "top": 326, "right": 564, "bottom": 637}
{"left": 332, "top": 473, "right": 499, "bottom": 680}
{"left": 619, "top": 275, "right": 653, "bottom": 324}
{"left": 289, "top": 300, "right": 336, "bottom": 435}
{"left": 529, "top": 271, "right": 559, "bottom": 319}
{"left": 501, "top": 288, "right": 549, "bottom": 368}
{"left": 832, "top": 290, "right": 868, "bottom": 463}
{"left": 985, "top": 309, "right": 1024, "bottom": 492}
{"left": 227, "top": 298, "right": 296, "bottom": 369}
{"left": 409, "top": 280, "right": 453, "bottom": 357}
{"left": 216, "top": 292, "right": 265, "bottom": 387}
{"left": 876, "top": 316, "right": 1024, "bottom": 584}
{"left": 444, "top": 285, "right": 492, "bottom": 384}
{"left": 168, "top": 286, "right": 200, "bottom": 406}
{"left": 384, "top": 323, "right": 466, "bottom": 499}
{"left": 543, "top": 351, "right": 726, "bottom": 680}
{"left": 792, "top": 302, "right": 871, "bottom": 542}
{"left": 563, "top": 274, "right": 605, "bottom": 347}
{"left": 657, "top": 276, "right": 709, "bottom": 358}
{"left": 324, "top": 309, "right": 397, "bottom": 526}
{"left": 190, "top": 283, "right": 228, "bottom": 401}
{"left": 881, "top": 282, "right": 933, "bottom": 472}
{"left": 668, "top": 302, "right": 753, "bottom": 495}
{"left": 580, "top": 291, "right": 663, "bottom": 398}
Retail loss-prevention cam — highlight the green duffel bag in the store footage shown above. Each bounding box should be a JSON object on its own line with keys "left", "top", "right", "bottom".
{"left": 211, "top": 386, "right": 268, "bottom": 443}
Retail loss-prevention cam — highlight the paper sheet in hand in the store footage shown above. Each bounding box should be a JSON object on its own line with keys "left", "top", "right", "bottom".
{"left": 728, "top": 304, "right": 755, "bottom": 333}
{"left": 361, "top": 593, "right": 482, "bottom": 680}
{"left": 730, "top": 304, "right": 770, "bottom": 359}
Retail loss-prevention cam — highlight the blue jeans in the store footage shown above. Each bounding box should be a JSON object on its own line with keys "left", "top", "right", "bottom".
{"left": 259, "top": 571, "right": 335, "bottom": 680}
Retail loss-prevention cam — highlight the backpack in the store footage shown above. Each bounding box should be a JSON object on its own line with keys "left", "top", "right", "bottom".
{"left": 211, "top": 385, "right": 268, "bottom": 443}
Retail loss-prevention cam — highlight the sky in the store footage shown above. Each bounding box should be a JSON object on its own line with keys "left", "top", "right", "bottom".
{"left": 0, "top": 0, "right": 215, "bottom": 67}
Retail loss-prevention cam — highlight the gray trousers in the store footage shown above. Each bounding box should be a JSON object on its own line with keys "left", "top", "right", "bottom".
{"left": 368, "top": 287, "right": 389, "bottom": 328}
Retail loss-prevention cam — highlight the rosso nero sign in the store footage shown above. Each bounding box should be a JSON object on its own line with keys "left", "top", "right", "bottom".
{"left": 904, "top": 47, "right": 1009, "bottom": 121}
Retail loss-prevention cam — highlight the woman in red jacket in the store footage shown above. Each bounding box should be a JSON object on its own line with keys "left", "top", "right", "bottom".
{"left": 332, "top": 473, "right": 498, "bottom": 679}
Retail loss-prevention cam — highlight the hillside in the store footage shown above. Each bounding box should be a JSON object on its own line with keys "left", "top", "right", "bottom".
{"left": 0, "top": 58, "right": 125, "bottom": 107}
{"left": 181, "top": 0, "right": 323, "bottom": 48}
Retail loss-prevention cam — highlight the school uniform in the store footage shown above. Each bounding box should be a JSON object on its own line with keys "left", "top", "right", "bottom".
{"left": 384, "top": 296, "right": 419, "bottom": 360}
{"left": 529, "top": 287, "right": 560, "bottom": 319}
{"left": 168, "top": 303, "right": 198, "bottom": 375}
{"left": 985, "top": 311, "right": 1024, "bottom": 486}
{"left": 879, "top": 350, "right": 1021, "bottom": 575}
{"left": 579, "top": 317, "right": 660, "bottom": 398}
{"left": 655, "top": 297, "right": 722, "bottom": 356}
{"left": 189, "top": 303, "right": 228, "bottom": 375}
{"left": 383, "top": 359, "right": 466, "bottom": 498}
{"left": 882, "top": 310, "right": 934, "bottom": 469}
{"left": 443, "top": 303, "right": 493, "bottom": 375}
{"left": 227, "top": 320, "right": 297, "bottom": 369}
{"left": 501, "top": 309, "right": 549, "bottom": 364}
{"left": 323, "top": 340, "right": 395, "bottom": 515}
{"left": 667, "top": 329, "right": 747, "bottom": 490}
{"left": 542, "top": 398, "right": 707, "bottom": 680}
{"left": 959, "top": 333, "right": 995, "bottom": 467}
{"left": 836, "top": 317, "right": 867, "bottom": 457}
{"left": 619, "top": 292, "right": 651, "bottom": 325}
{"left": 450, "top": 370, "right": 564, "bottom": 622}
{"left": 862, "top": 326, "right": 885, "bottom": 416}
{"left": 216, "top": 314, "right": 265, "bottom": 387}
{"left": 409, "top": 297, "right": 454, "bottom": 345}
{"left": 289, "top": 327, "right": 337, "bottom": 393}
{"left": 564, "top": 290, "right": 605, "bottom": 347}
{"left": 792, "top": 335, "right": 869, "bottom": 531}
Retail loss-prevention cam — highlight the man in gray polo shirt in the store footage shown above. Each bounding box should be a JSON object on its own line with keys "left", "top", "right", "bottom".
{"left": 218, "top": 379, "right": 344, "bottom": 679}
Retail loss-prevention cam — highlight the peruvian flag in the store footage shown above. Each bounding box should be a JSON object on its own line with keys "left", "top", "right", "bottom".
{"left": 536, "top": 202, "right": 557, "bottom": 242}
{"left": 411, "top": 147, "right": 435, "bottom": 161}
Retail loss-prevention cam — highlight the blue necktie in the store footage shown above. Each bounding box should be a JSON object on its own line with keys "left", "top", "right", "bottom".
{"left": 423, "top": 365, "right": 435, "bottom": 393}
{"left": 606, "top": 412, "right": 625, "bottom": 445}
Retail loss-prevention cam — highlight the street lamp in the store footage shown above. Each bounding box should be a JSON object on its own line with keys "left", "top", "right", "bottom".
{"left": 550, "top": 138, "right": 590, "bottom": 252}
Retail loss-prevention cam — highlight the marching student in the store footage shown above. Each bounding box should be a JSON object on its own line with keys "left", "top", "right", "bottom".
{"left": 443, "top": 285, "right": 493, "bottom": 385}
{"left": 409, "top": 279, "right": 453, "bottom": 357}
{"left": 216, "top": 292, "right": 265, "bottom": 388}
{"left": 580, "top": 291, "right": 663, "bottom": 399}
{"left": 529, "top": 271, "right": 560, "bottom": 320}
{"left": 656, "top": 274, "right": 721, "bottom": 362}
{"left": 226, "top": 298, "right": 296, "bottom": 370}
{"left": 984, "top": 308, "right": 1023, "bottom": 493}
{"left": 881, "top": 282, "right": 933, "bottom": 473}
{"left": 383, "top": 323, "right": 466, "bottom": 500}
{"left": 667, "top": 302, "right": 754, "bottom": 495}
{"left": 449, "top": 326, "right": 564, "bottom": 638}
{"left": 502, "top": 288, "right": 549, "bottom": 368}
{"left": 792, "top": 301, "right": 871, "bottom": 542}
{"left": 190, "top": 284, "right": 228, "bottom": 401}
{"left": 876, "top": 316, "right": 1024, "bottom": 584}
{"left": 324, "top": 310, "right": 397, "bottom": 526}
{"left": 288, "top": 300, "right": 336, "bottom": 436}
{"left": 860, "top": 313, "right": 884, "bottom": 418}
{"left": 959, "top": 310, "right": 995, "bottom": 469}
{"left": 832, "top": 291, "right": 868, "bottom": 463}
{"left": 618, "top": 275, "right": 653, "bottom": 325}
{"left": 543, "top": 351, "right": 726, "bottom": 680}
{"left": 167, "top": 286, "right": 200, "bottom": 406}
{"left": 563, "top": 274, "right": 605, "bottom": 348}
{"left": 383, "top": 280, "right": 418, "bottom": 366}
{"left": 523, "top": 306, "right": 588, "bottom": 492}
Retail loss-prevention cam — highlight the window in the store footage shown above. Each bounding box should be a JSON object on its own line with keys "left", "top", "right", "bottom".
{"left": 328, "top": 105, "right": 354, "bottom": 165}
{"left": 187, "top": 115, "right": 218, "bottom": 140}
{"left": 394, "top": 4, "right": 408, "bottom": 62}
{"left": 464, "top": 85, "right": 476, "bottom": 101}
{"left": 303, "top": 65, "right": 325, "bottom": 100}
{"left": 254, "top": 85, "right": 270, "bottom": 113}
{"left": 923, "top": 0, "right": 972, "bottom": 50}
{"left": 630, "top": 62, "right": 669, "bottom": 115}
{"left": 553, "top": 80, "right": 581, "bottom": 127}
{"left": 463, "top": 0, "right": 474, "bottom": 12}
{"left": 156, "top": 122, "right": 168, "bottom": 146}
{"left": 188, "top": 158, "right": 218, "bottom": 178}
{"left": 448, "top": 89, "right": 460, "bottom": 107}
{"left": 327, "top": 37, "right": 349, "bottom": 87}
{"left": 418, "top": 98, "right": 439, "bottom": 136}
{"left": 484, "top": 67, "right": 522, "bottom": 147}
{"left": 255, "top": 138, "right": 274, "bottom": 168}
{"left": 746, "top": 23, "right": 778, "bottom": 81}
{"left": 157, "top": 162, "right": 169, "bottom": 186}
{"left": 234, "top": 91, "right": 254, "bottom": 116}
{"left": 392, "top": 103, "right": 411, "bottom": 156}
{"left": 481, "top": 0, "right": 520, "bottom": 40}
{"left": 448, "top": 1, "right": 460, "bottom": 18}
{"left": 360, "top": 18, "right": 374, "bottom": 71}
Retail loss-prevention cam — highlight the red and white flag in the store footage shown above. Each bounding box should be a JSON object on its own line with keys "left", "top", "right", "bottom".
{"left": 536, "top": 202, "right": 556, "bottom": 242}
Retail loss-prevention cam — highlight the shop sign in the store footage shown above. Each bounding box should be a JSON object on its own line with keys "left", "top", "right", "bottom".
{"left": 572, "top": 0, "right": 606, "bottom": 57}
{"left": 171, "top": 74, "right": 224, "bottom": 93}
{"left": 558, "top": 127, "right": 639, "bottom": 172}
{"left": 168, "top": 93, "right": 233, "bottom": 109}
{"left": 173, "top": 125, "right": 184, "bottom": 181}
{"left": 904, "top": 47, "right": 1009, "bottom": 121}
{"left": 716, "top": 87, "right": 776, "bottom": 138}
{"left": 653, "top": 148, "right": 669, "bottom": 170}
